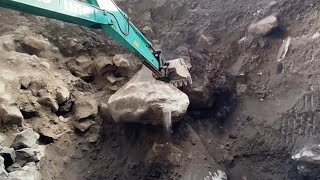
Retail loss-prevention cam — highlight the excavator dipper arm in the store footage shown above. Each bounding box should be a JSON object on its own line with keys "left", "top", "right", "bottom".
{"left": 0, "top": 0, "right": 191, "bottom": 85}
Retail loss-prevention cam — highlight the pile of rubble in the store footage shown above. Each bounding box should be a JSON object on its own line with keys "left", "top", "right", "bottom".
{"left": 0, "top": 129, "right": 43, "bottom": 180}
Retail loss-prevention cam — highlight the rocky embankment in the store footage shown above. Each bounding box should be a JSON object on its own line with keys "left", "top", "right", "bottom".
{"left": 0, "top": 18, "right": 192, "bottom": 179}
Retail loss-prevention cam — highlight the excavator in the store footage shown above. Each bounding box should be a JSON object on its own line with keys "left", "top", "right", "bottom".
{"left": 0, "top": 0, "right": 192, "bottom": 86}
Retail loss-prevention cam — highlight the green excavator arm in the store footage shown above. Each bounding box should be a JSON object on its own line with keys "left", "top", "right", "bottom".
{"left": 0, "top": 0, "right": 192, "bottom": 86}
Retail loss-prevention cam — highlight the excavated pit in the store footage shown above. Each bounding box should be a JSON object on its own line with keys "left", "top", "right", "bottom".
{"left": 1, "top": 0, "right": 320, "bottom": 179}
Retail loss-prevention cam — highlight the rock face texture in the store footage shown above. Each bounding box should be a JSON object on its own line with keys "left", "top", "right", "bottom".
{"left": 108, "top": 67, "right": 190, "bottom": 125}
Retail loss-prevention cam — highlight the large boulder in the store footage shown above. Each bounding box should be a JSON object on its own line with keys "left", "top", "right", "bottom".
{"left": 107, "top": 67, "right": 189, "bottom": 126}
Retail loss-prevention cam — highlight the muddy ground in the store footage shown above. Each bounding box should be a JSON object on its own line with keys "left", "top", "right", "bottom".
{"left": 1, "top": 0, "right": 320, "bottom": 179}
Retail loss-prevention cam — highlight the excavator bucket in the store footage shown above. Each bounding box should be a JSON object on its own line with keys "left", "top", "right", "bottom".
{"left": 165, "top": 58, "right": 192, "bottom": 87}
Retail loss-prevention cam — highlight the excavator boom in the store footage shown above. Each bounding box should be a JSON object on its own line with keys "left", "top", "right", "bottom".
{"left": 0, "top": 0, "right": 192, "bottom": 85}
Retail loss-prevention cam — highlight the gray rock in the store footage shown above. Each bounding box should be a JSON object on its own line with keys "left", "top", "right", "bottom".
{"left": 99, "top": 102, "right": 113, "bottom": 122}
{"left": 0, "top": 156, "right": 8, "bottom": 176}
{"left": 8, "top": 168, "right": 41, "bottom": 180}
{"left": 16, "top": 146, "right": 45, "bottom": 163}
{"left": 1, "top": 105, "right": 24, "bottom": 127}
{"left": 113, "top": 54, "right": 131, "bottom": 77}
{"left": 56, "top": 86, "right": 70, "bottom": 104}
{"left": 113, "top": 54, "right": 130, "bottom": 68}
{"left": 75, "top": 56, "right": 91, "bottom": 66}
{"left": 0, "top": 156, "right": 4, "bottom": 168}
{"left": 185, "top": 84, "right": 215, "bottom": 110}
{"left": 292, "top": 144, "right": 320, "bottom": 165}
{"left": 106, "top": 73, "right": 124, "bottom": 84}
{"left": 248, "top": 15, "right": 278, "bottom": 36}
{"left": 196, "top": 34, "right": 215, "bottom": 49}
{"left": 0, "top": 134, "right": 6, "bottom": 145}
{"left": 39, "top": 128, "right": 58, "bottom": 141}
{"left": 0, "top": 147, "right": 15, "bottom": 167}
{"left": 6, "top": 163, "right": 22, "bottom": 172}
{"left": 142, "top": 26, "right": 153, "bottom": 35}
{"left": 39, "top": 61, "right": 50, "bottom": 70}
{"left": 66, "top": 60, "right": 93, "bottom": 82}
{"left": 23, "top": 36, "right": 51, "bottom": 52}
{"left": 74, "top": 97, "right": 98, "bottom": 120}
{"left": 37, "top": 96, "right": 59, "bottom": 113}
{"left": 108, "top": 67, "right": 189, "bottom": 125}
{"left": 93, "top": 56, "right": 115, "bottom": 76}
{"left": 11, "top": 129, "right": 40, "bottom": 150}
{"left": 0, "top": 35, "right": 16, "bottom": 52}
{"left": 292, "top": 144, "right": 320, "bottom": 177}
{"left": 75, "top": 120, "right": 95, "bottom": 132}
{"left": 19, "top": 76, "right": 31, "bottom": 89}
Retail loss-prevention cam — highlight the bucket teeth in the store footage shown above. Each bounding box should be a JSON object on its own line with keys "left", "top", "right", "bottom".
{"left": 170, "top": 79, "right": 191, "bottom": 87}
{"left": 165, "top": 58, "right": 192, "bottom": 87}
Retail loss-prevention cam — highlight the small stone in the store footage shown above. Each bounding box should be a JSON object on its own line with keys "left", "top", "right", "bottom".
{"left": 76, "top": 56, "right": 91, "bottom": 66}
{"left": 8, "top": 168, "right": 42, "bottom": 180}
{"left": 19, "top": 76, "right": 31, "bottom": 89}
{"left": 0, "top": 146, "right": 16, "bottom": 167}
{"left": 57, "top": 98, "right": 74, "bottom": 115}
{"left": 56, "top": 86, "right": 70, "bottom": 104}
{"left": 74, "top": 97, "right": 98, "bottom": 120}
{"left": 113, "top": 54, "right": 130, "bottom": 68}
{"left": 248, "top": 15, "right": 278, "bottom": 36}
{"left": 39, "top": 128, "right": 58, "bottom": 141}
{"left": 0, "top": 133, "right": 7, "bottom": 144}
{"left": 39, "top": 61, "right": 50, "bottom": 69}
{"left": 226, "top": 144, "right": 231, "bottom": 150}
{"left": 23, "top": 36, "right": 51, "bottom": 52}
{"left": 16, "top": 146, "right": 45, "bottom": 163}
{"left": 142, "top": 26, "right": 153, "bottom": 35}
{"left": 11, "top": 129, "right": 40, "bottom": 150}
{"left": 312, "top": 32, "right": 320, "bottom": 40}
{"left": 99, "top": 102, "right": 113, "bottom": 122}
{"left": 197, "top": 34, "right": 215, "bottom": 48}
{"left": 86, "top": 133, "right": 100, "bottom": 143}
{"left": 37, "top": 96, "right": 59, "bottom": 113}
{"left": 0, "top": 156, "right": 8, "bottom": 176}
{"left": 75, "top": 120, "right": 95, "bottom": 132}
{"left": 6, "top": 163, "right": 22, "bottom": 172}
{"left": 0, "top": 35, "right": 16, "bottom": 51}
{"left": 236, "top": 83, "right": 247, "bottom": 96}
{"left": 228, "top": 134, "right": 237, "bottom": 139}
{"left": 2, "top": 105, "right": 24, "bottom": 127}
{"left": 93, "top": 56, "right": 115, "bottom": 76}
{"left": 106, "top": 73, "right": 124, "bottom": 84}
{"left": 106, "top": 74, "right": 117, "bottom": 84}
